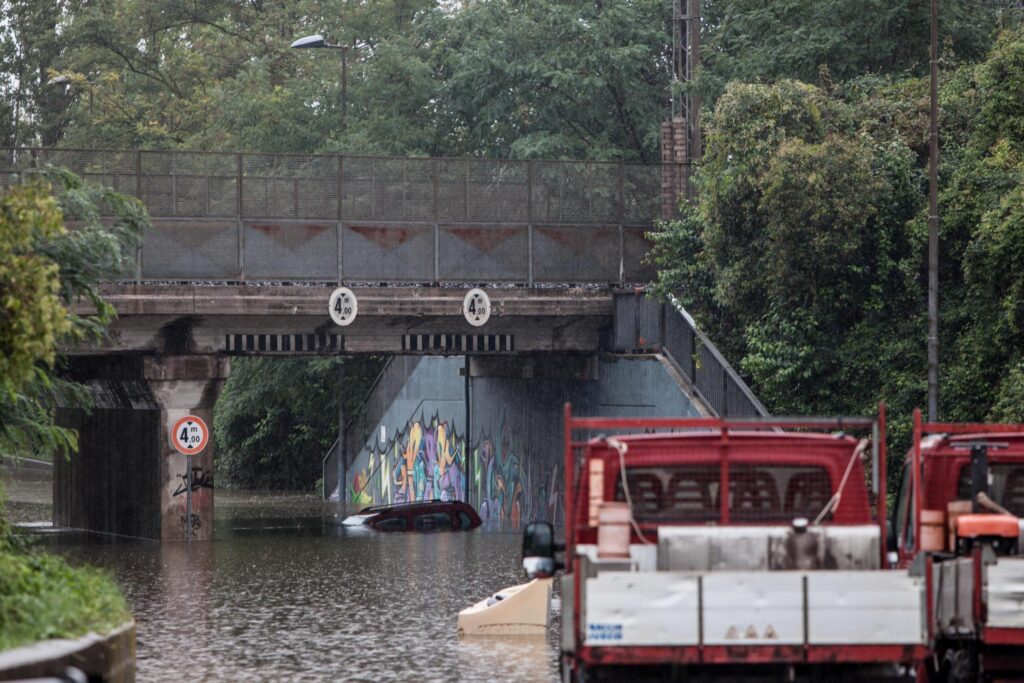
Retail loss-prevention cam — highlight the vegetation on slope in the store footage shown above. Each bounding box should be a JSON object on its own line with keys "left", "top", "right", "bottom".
{"left": 0, "top": 508, "right": 130, "bottom": 651}
{"left": 0, "top": 171, "right": 141, "bottom": 650}
{"left": 650, "top": 25, "right": 1024, "bottom": 460}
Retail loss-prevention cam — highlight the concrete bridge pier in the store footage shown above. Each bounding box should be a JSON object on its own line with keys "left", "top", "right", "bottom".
{"left": 55, "top": 355, "right": 229, "bottom": 541}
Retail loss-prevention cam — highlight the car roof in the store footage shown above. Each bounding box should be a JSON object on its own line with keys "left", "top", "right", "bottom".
{"left": 359, "top": 499, "right": 467, "bottom": 514}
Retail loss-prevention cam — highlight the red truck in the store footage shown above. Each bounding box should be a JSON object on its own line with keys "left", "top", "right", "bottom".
{"left": 523, "top": 405, "right": 925, "bottom": 682}
{"left": 890, "top": 410, "right": 1024, "bottom": 682}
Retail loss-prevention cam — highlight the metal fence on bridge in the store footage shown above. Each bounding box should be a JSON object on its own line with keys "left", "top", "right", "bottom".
{"left": 0, "top": 148, "right": 688, "bottom": 285}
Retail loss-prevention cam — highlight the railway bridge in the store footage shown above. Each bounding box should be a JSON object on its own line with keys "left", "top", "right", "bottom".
{"left": 2, "top": 148, "right": 765, "bottom": 540}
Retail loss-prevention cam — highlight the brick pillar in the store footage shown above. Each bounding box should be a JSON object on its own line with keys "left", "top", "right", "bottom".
{"left": 660, "top": 117, "right": 689, "bottom": 219}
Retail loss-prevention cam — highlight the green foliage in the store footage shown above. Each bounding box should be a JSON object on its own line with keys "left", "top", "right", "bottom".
{"left": 938, "top": 26, "right": 1024, "bottom": 422}
{"left": 0, "top": 181, "right": 69, "bottom": 395}
{"left": 0, "top": 495, "right": 130, "bottom": 650}
{"left": 650, "top": 26, "right": 1024, "bottom": 473}
{"left": 991, "top": 360, "right": 1024, "bottom": 422}
{"left": 214, "top": 356, "right": 383, "bottom": 490}
{"left": 2, "top": 0, "right": 673, "bottom": 160}
{"left": 427, "top": 0, "right": 671, "bottom": 161}
{"left": 699, "top": 0, "right": 1003, "bottom": 100}
{"left": 0, "top": 169, "right": 146, "bottom": 459}
{"left": 653, "top": 79, "right": 920, "bottom": 415}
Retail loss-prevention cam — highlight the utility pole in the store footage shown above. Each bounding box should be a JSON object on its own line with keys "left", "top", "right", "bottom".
{"left": 927, "top": 0, "right": 940, "bottom": 422}
{"left": 672, "top": 0, "right": 702, "bottom": 164}
{"left": 338, "top": 360, "right": 347, "bottom": 506}
{"left": 687, "top": 0, "right": 702, "bottom": 163}
{"left": 667, "top": 0, "right": 701, "bottom": 209}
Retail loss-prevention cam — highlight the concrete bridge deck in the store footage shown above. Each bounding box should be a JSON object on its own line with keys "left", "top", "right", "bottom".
{"left": 72, "top": 284, "right": 615, "bottom": 355}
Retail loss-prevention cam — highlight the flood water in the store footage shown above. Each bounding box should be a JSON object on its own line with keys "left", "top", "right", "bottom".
{"left": 3, "top": 468, "right": 560, "bottom": 682}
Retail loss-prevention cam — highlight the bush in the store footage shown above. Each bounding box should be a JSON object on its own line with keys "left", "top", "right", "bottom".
{"left": 214, "top": 356, "right": 383, "bottom": 490}
{"left": 0, "top": 500, "right": 130, "bottom": 651}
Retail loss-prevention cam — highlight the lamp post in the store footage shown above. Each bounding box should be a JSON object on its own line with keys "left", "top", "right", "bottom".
{"left": 290, "top": 34, "right": 351, "bottom": 130}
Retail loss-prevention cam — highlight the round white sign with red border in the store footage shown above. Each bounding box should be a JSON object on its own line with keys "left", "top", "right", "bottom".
{"left": 171, "top": 415, "right": 209, "bottom": 455}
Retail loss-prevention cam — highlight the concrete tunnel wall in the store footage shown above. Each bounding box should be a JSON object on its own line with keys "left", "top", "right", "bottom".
{"left": 345, "top": 354, "right": 700, "bottom": 525}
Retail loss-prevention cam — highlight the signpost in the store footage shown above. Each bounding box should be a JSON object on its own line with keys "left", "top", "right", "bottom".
{"left": 463, "top": 288, "right": 491, "bottom": 327}
{"left": 329, "top": 286, "right": 358, "bottom": 326}
{"left": 171, "top": 415, "right": 209, "bottom": 542}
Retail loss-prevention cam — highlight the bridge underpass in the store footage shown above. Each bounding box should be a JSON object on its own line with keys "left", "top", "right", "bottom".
{"left": 1, "top": 148, "right": 766, "bottom": 540}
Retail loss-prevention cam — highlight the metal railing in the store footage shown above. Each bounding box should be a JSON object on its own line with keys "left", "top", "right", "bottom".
{"left": 613, "top": 291, "right": 769, "bottom": 417}
{"left": 322, "top": 355, "right": 424, "bottom": 500}
{"left": 1, "top": 147, "right": 688, "bottom": 285}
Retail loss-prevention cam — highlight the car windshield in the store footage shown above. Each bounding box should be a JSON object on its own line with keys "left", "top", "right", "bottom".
{"left": 614, "top": 463, "right": 834, "bottom": 524}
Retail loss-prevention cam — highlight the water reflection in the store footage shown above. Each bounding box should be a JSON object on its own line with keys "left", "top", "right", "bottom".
{"left": 5, "top": 474, "right": 560, "bottom": 682}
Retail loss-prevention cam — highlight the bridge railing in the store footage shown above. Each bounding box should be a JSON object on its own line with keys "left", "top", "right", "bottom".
{"left": 613, "top": 291, "right": 769, "bottom": 417}
{"left": 0, "top": 147, "right": 689, "bottom": 285}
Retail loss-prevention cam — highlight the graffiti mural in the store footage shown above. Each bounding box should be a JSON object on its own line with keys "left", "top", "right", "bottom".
{"left": 471, "top": 412, "right": 560, "bottom": 526}
{"left": 350, "top": 415, "right": 467, "bottom": 507}
{"left": 348, "top": 410, "right": 563, "bottom": 526}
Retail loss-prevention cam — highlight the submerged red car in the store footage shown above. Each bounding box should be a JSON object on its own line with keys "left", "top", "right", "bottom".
{"left": 342, "top": 499, "right": 482, "bottom": 532}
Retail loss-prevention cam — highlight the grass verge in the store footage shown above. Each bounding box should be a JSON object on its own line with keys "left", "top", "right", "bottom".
{"left": 0, "top": 501, "right": 130, "bottom": 651}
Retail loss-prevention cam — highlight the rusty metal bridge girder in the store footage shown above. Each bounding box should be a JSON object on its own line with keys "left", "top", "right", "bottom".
{"left": 1, "top": 147, "right": 691, "bottom": 286}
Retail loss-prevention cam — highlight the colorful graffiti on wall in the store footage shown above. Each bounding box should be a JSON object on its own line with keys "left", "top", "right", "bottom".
{"left": 350, "top": 415, "right": 467, "bottom": 507}
{"left": 348, "top": 411, "right": 562, "bottom": 525}
{"left": 471, "top": 412, "right": 560, "bottom": 526}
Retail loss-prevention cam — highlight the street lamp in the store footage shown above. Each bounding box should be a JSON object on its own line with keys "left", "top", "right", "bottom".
{"left": 290, "top": 34, "right": 351, "bottom": 129}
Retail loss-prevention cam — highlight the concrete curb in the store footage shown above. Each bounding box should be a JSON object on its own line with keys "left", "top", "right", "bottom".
{"left": 0, "top": 620, "right": 135, "bottom": 682}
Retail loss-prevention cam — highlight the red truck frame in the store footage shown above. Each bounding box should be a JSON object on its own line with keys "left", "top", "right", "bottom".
{"left": 895, "top": 410, "right": 1024, "bottom": 681}
{"left": 558, "top": 404, "right": 930, "bottom": 680}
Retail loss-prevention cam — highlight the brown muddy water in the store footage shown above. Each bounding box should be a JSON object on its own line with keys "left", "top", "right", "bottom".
{"left": 2, "top": 466, "right": 560, "bottom": 682}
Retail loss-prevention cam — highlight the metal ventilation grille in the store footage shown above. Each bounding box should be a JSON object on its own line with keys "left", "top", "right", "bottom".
{"left": 401, "top": 334, "right": 514, "bottom": 353}
{"left": 224, "top": 333, "right": 344, "bottom": 354}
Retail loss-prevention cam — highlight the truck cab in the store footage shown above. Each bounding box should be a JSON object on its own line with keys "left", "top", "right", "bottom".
{"left": 527, "top": 406, "right": 925, "bottom": 682}
{"left": 891, "top": 411, "right": 1024, "bottom": 681}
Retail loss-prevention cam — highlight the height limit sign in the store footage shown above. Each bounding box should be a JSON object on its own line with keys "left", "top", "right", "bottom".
{"left": 171, "top": 415, "right": 209, "bottom": 455}
{"left": 463, "top": 288, "right": 491, "bottom": 327}
{"left": 328, "top": 287, "right": 358, "bottom": 327}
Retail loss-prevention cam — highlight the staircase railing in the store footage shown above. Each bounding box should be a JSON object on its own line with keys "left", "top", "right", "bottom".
{"left": 322, "top": 355, "right": 424, "bottom": 500}
{"left": 612, "top": 291, "right": 768, "bottom": 417}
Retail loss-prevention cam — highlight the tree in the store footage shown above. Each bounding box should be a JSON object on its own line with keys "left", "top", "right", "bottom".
{"left": 0, "top": 181, "right": 69, "bottom": 395}
{"left": 214, "top": 355, "right": 383, "bottom": 491}
{"left": 0, "top": 167, "right": 146, "bottom": 457}
{"left": 699, "top": 0, "right": 1002, "bottom": 100}
{"left": 649, "top": 26, "right": 1024, "bottom": 458}
{"left": 938, "top": 26, "right": 1024, "bottom": 421}
{"left": 426, "top": 0, "right": 671, "bottom": 161}
{"left": 650, "top": 79, "right": 921, "bottom": 416}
